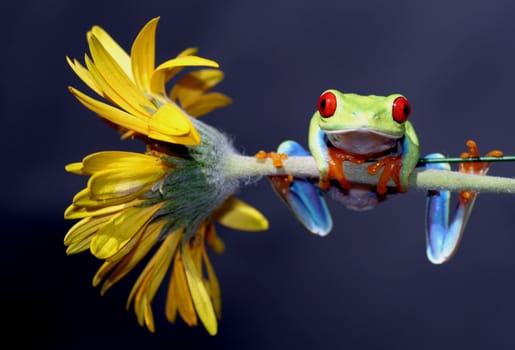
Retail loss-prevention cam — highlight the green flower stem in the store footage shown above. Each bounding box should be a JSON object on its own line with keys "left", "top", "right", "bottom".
{"left": 225, "top": 154, "right": 515, "bottom": 194}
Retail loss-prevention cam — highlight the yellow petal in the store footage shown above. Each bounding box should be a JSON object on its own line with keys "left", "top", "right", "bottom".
{"left": 167, "top": 253, "right": 197, "bottom": 326}
{"left": 147, "top": 231, "right": 181, "bottom": 302}
{"left": 131, "top": 17, "right": 158, "bottom": 93}
{"left": 182, "top": 93, "right": 232, "bottom": 117}
{"left": 64, "top": 198, "right": 142, "bottom": 219}
{"left": 90, "top": 204, "right": 159, "bottom": 259}
{"left": 66, "top": 236, "right": 94, "bottom": 255}
{"left": 64, "top": 215, "right": 112, "bottom": 246}
{"left": 155, "top": 56, "right": 219, "bottom": 73}
{"left": 87, "top": 34, "right": 154, "bottom": 116}
{"left": 70, "top": 86, "right": 201, "bottom": 145}
{"left": 148, "top": 103, "right": 191, "bottom": 135}
{"left": 150, "top": 56, "right": 219, "bottom": 97}
{"left": 72, "top": 188, "right": 139, "bottom": 209}
{"left": 164, "top": 271, "right": 178, "bottom": 324}
{"left": 160, "top": 47, "right": 200, "bottom": 84}
{"left": 134, "top": 273, "right": 152, "bottom": 328}
{"left": 68, "top": 87, "right": 148, "bottom": 135}
{"left": 82, "top": 54, "right": 147, "bottom": 118}
{"left": 147, "top": 129, "right": 201, "bottom": 145}
{"left": 214, "top": 197, "right": 269, "bottom": 231}
{"left": 127, "top": 229, "right": 181, "bottom": 331}
{"left": 176, "top": 47, "right": 199, "bottom": 57}
{"left": 202, "top": 248, "right": 221, "bottom": 318}
{"left": 205, "top": 222, "right": 225, "bottom": 254}
{"left": 182, "top": 240, "right": 218, "bottom": 335}
{"left": 104, "top": 224, "right": 146, "bottom": 263}
{"left": 66, "top": 56, "right": 102, "bottom": 96}
{"left": 169, "top": 69, "right": 225, "bottom": 103}
{"left": 147, "top": 103, "right": 201, "bottom": 145}
{"left": 90, "top": 25, "right": 133, "bottom": 80}
{"left": 99, "top": 220, "right": 164, "bottom": 295}
{"left": 143, "top": 295, "right": 155, "bottom": 333}
{"left": 92, "top": 260, "right": 117, "bottom": 287}
{"left": 65, "top": 162, "right": 85, "bottom": 175}
{"left": 88, "top": 166, "right": 165, "bottom": 200}
{"left": 82, "top": 151, "right": 164, "bottom": 174}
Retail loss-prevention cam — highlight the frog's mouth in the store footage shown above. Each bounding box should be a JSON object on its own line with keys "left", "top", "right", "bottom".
{"left": 325, "top": 128, "right": 401, "bottom": 156}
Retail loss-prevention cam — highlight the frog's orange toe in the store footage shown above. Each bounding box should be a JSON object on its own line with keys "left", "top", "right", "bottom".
{"left": 458, "top": 139, "right": 503, "bottom": 175}
{"left": 366, "top": 155, "right": 403, "bottom": 195}
{"left": 255, "top": 151, "right": 288, "bottom": 168}
{"left": 458, "top": 139, "right": 503, "bottom": 204}
{"left": 323, "top": 148, "right": 365, "bottom": 191}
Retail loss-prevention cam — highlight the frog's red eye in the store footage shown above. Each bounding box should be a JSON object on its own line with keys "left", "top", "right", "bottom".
{"left": 318, "top": 91, "right": 337, "bottom": 118}
{"left": 392, "top": 96, "right": 411, "bottom": 123}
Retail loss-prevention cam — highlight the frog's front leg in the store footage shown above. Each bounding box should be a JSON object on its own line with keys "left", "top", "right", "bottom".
{"left": 366, "top": 121, "right": 420, "bottom": 195}
{"left": 309, "top": 119, "right": 365, "bottom": 191}
{"left": 425, "top": 140, "right": 502, "bottom": 264}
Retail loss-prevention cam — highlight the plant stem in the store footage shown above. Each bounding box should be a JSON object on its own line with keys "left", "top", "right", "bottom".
{"left": 225, "top": 154, "right": 515, "bottom": 194}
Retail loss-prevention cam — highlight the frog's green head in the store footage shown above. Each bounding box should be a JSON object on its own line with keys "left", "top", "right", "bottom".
{"left": 315, "top": 89, "right": 411, "bottom": 155}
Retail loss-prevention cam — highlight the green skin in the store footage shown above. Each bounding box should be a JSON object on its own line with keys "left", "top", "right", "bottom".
{"left": 309, "top": 90, "right": 420, "bottom": 192}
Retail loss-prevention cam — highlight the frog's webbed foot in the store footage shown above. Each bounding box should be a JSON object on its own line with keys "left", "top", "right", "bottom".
{"left": 425, "top": 140, "right": 503, "bottom": 264}
{"left": 319, "top": 147, "right": 365, "bottom": 191}
{"left": 366, "top": 155, "right": 405, "bottom": 195}
{"left": 259, "top": 141, "right": 333, "bottom": 236}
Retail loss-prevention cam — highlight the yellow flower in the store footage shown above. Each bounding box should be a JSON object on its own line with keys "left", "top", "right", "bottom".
{"left": 64, "top": 18, "right": 268, "bottom": 335}
{"left": 64, "top": 149, "right": 268, "bottom": 335}
{"left": 67, "top": 16, "right": 231, "bottom": 145}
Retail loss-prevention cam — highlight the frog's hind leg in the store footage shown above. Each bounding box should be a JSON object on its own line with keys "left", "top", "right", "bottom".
{"left": 424, "top": 153, "right": 476, "bottom": 264}
{"left": 424, "top": 141, "right": 501, "bottom": 264}
{"left": 268, "top": 140, "right": 333, "bottom": 236}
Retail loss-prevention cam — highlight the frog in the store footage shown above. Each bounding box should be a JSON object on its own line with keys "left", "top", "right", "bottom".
{"left": 309, "top": 89, "right": 419, "bottom": 198}
{"left": 263, "top": 89, "right": 501, "bottom": 264}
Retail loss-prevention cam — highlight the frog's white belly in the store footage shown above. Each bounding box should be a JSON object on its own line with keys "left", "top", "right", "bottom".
{"left": 326, "top": 129, "right": 399, "bottom": 156}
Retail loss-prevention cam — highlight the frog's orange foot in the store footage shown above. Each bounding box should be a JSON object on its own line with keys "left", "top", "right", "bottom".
{"left": 459, "top": 139, "right": 503, "bottom": 204}
{"left": 255, "top": 150, "right": 289, "bottom": 168}
{"left": 268, "top": 174, "right": 295, "bottom": 196}
{"left": 320, "top": 148, "right": 365, "bottom": 191}
{"left": 366, "top": 155, "right": 404, "bottom": 196}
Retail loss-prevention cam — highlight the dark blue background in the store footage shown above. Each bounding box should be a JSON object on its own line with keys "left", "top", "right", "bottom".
{"left": 3, "top": 0, "right": 515, "bottom": 349}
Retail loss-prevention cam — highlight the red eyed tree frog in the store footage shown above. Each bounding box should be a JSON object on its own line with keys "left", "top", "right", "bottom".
{"left": 266, "top": 89, "right": 501, "bottom": 264}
